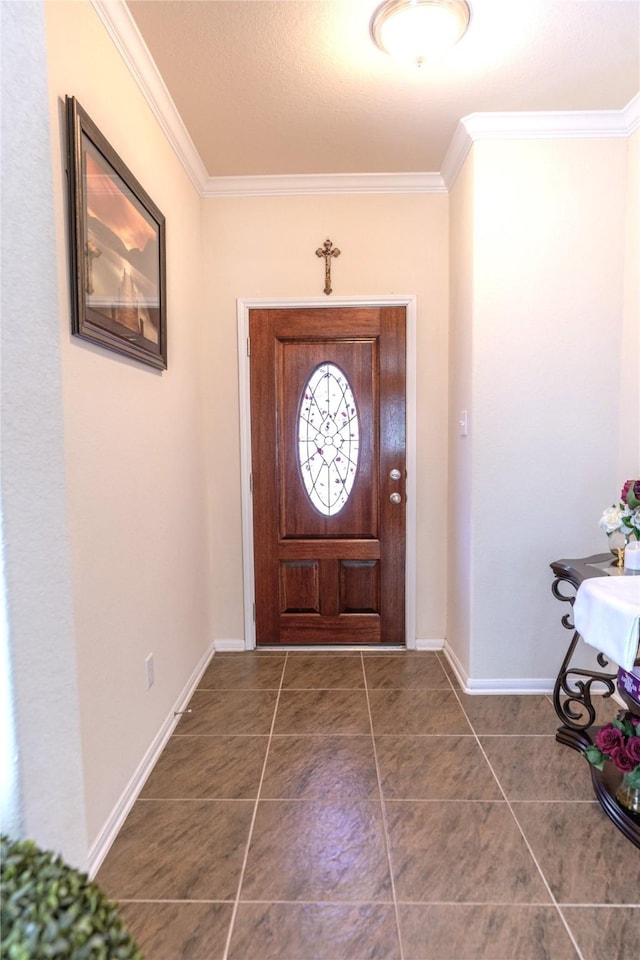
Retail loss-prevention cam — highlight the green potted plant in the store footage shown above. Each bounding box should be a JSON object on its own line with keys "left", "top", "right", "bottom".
{"left": 0, "top": 834, "right": 142, "bottom": 959}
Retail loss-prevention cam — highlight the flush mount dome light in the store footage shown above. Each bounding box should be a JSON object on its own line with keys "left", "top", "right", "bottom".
{"left": 370, "top": 0, "right": 471, "bottom": 65}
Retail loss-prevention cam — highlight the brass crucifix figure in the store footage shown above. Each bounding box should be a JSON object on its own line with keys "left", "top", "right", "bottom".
{"left": 315, "top": 238, "right": 340, "bottom": 295}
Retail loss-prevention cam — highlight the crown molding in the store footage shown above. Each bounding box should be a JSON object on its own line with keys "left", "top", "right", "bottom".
{"left": 93, "top": 2, "right": 638, "bottom": 198}
{"left": 463, "top": 106, "right": 636, "bottom": 141}
{"left": 90, "top": 0, "right": 208, "bottom": 194}
{"left": 440, "top": 121, "right": 474, "bottom": 191}
{"left": 442, "top": 96, "right": 640, "bottom": 190}
{"left": 202, "top": 172, "right": 446, "bottom": 198}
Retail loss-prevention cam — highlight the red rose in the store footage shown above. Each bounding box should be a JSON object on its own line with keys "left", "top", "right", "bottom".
{"left": 594, "top": 724, "right": 624, "bottom": 754}
{"left": 621, "top": 479, "right": 640, "bottom": 504}
{"left": 609, "top": 746, "right": 636, "bottom": 773}
{"left": 625, "top": 736, "right": 640, "bottom": 764}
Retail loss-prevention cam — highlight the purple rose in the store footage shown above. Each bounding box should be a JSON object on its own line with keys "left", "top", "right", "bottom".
{"left": 626, "top": 736, "right": 640, "bottom": 764}
{"left": 595, "top": 724, "right": 624, "bottom": 754}
{"left": 609, "top": 746, "right": 636, "bottom": 773}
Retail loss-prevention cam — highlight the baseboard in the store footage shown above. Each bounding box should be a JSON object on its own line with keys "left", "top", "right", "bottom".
{"left": 464, "top": 677, "right": 555, "bottom": 695}
{"left": 415, "top": 638, "right": 445, "bottom": 651}
{"left": 441, "top": 643, "right": 555, "bottom": 695}
{"left": 441, "top": 642, "right": 468, "bottom": 688}
{"left": 213, "top": 638, "right": 246, "bottom": 652}
{"left": 87, "top": 642, "right": 215, "bottom": 877}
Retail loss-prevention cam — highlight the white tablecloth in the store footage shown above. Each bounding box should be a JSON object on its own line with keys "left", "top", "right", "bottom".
{"left": 574, "top": 575, "right": 640, "bottom": 670}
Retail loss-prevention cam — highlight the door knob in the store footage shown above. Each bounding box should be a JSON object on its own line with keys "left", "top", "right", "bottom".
{"left": 389, "top": 468, "right": 402, "bottom": 480}
{"left": 390, "top": 492, "right": 402, "bottom": 504}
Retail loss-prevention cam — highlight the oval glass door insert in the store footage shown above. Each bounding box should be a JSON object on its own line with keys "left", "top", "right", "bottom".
{"left": 298, "top": 362, "right": 360, "bottom": 516}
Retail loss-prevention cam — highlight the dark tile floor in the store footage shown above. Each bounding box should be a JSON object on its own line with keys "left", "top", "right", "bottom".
{"left": 97, "top": 651, "right": 640, "bottom": 959}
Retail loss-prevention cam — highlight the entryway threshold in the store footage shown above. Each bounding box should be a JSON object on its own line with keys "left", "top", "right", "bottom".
{"left": 255, "top": 645, "right": 407, "bottom": 652}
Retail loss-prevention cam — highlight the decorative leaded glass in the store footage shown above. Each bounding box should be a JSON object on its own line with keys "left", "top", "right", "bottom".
{"left": 298, "top": 362, "right": 359, "bottom": 516}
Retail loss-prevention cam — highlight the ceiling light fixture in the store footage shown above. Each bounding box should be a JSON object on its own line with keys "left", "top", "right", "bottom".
{"left": 370, "top": 0, "right": 471, "bottom": 66}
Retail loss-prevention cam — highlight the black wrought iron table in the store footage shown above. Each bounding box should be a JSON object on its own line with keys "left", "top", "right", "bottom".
{"left": 550, "top": 553, "right": 640, "bottom": 848}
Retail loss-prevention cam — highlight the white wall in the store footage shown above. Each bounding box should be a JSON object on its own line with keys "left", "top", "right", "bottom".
{"left": 200, "top": 194, "right": 450, "bottom": 646}
{"left": 447, "top": 151, "right": 475, "bottom": 679}
{"left": 44, "top": 1, "right": 211, "bottom": 850}
{"left": 1, "top": 0, "right": 87, "bottom": 867}
{"left": 620, "top": 128, "right": 640, "bottom": 475}
{"left": 453, "top": 137, "right": 630, "bottom": 685}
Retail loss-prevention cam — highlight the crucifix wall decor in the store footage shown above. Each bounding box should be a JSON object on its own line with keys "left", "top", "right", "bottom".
{"left": 315, "top": 238, "right": 340, "bottom": 295}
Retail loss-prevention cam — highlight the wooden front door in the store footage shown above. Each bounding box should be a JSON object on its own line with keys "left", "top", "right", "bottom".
{"left": 249, "top": 306, "right": 406, "bottom": 645}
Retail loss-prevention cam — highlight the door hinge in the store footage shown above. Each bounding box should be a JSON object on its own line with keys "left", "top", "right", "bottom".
{"left": 246, "top": 336, "right": 251, "bottom": 357}
{"left": 249, "top": 472, "right": 253, "bottom": 493}
{"left": 252, "top": 602, "right": 256, "bottom": 622}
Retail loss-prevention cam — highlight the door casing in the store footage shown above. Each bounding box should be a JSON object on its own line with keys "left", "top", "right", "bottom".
{"left": 237, "top": 295, "right": 417, "bottom": 649}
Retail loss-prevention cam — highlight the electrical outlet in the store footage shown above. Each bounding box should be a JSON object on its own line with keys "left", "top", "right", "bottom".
{"left": 145, "top": 653, "right": 154, "bottom": 690}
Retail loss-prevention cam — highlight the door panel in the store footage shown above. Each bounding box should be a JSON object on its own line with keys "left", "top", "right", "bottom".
{"left": 249, "top": 306, "right": 405, "bottom": 645}
{"left": 279, "top": 339, "right": 377, "bottom": 538}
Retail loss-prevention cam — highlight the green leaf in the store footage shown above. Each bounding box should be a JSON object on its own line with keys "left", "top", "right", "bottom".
{"left": 626, "top": 484, "right": 640, "bottom": 509}
{"left": 584, "top": 745, "right": 605, "bottom": 769}
{"left": 625, "top": 766, "right": 640, "bottom": 790}
{"left": 613, "top": 718, "right": 635, "bottom": 737}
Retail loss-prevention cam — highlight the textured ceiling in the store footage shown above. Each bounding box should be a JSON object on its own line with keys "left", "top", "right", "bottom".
{"left": 125, "top": 0, "right": 640, "bottom": 177}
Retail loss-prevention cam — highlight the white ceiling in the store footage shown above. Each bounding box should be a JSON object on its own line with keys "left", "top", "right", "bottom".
{"left": 124, "top": 0, "right": 640, "bottom": 178}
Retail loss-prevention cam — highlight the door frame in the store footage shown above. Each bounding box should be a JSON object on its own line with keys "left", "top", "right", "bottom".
{"left": 237, "top": 295, "right": 417, "bottom": 650}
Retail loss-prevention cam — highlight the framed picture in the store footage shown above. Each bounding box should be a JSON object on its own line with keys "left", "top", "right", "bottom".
{"left": 66, "top": 96, "right": 167, "bottom": 369}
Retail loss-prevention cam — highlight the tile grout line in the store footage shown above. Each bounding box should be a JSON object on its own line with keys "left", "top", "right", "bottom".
{"left": 116, "top": 895, "right": 640, "bottom": 907}
{"left": 221, "top": 652, "right": 289, "bottom": 960}
{"left": 360, "top": 652, "right": 405, "bottom": 960}
{"left": 448, "top": 686, "right": 586, "bottom": 960}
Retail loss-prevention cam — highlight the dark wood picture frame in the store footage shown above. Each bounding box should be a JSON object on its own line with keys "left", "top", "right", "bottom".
{"left": 66, "top": 96, "right": 167, "bottom": 370}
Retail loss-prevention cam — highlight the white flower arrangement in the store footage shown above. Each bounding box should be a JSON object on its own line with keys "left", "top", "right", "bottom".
{"left": 599, "top": 479, "right": 640, "bottom": 541}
